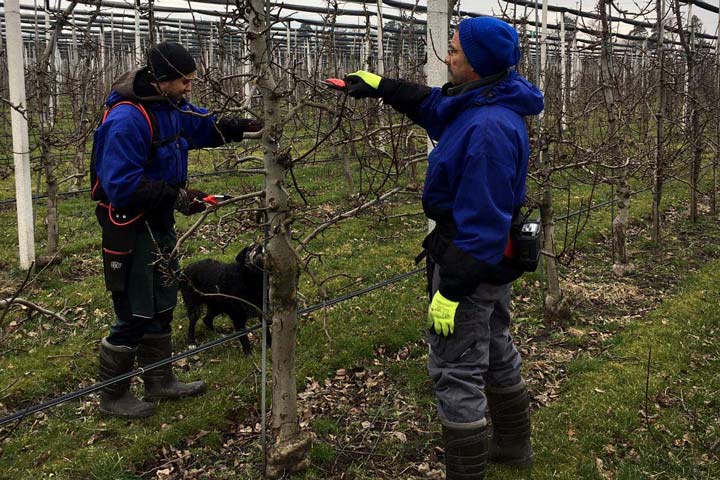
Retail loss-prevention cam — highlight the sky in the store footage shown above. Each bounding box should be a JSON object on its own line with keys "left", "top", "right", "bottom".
{"left": 8, "top": 0, "right": 720, "bottom": 40}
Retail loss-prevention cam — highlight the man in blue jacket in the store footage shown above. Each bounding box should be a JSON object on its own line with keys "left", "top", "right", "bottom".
{"left": 92, "top": 42, "right": 262, "bottom": 418}
{"left": 345, "top": 17, "right": 543, "bottom": 479}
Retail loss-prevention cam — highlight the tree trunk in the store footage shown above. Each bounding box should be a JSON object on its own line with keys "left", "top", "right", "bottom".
{"left": 689, "top": 95, "right": 701, "bottom": 223}
{"left": 540, "top": 168, "right": 566, "bottom": 320}
{"left": 246, "top": 1, "right": 310, "bottom": 477}
{"left": 43, "top": 145, "right": 59, "bottom": 257}
{"left": 672, "top": 0, "right": 702, "bottom": 223}
{"left": 341, "top": 144, "right": 354, "bottom": 195}
{"left": 599, "top": 0, "right": 633, "bottom": 275}
{"left": 652, "top": 1, "right": 666, "bottom": 243}
{"left": 35, "top": 1, "right": 77, "bottom": 262}
{"left": 612, "top": 177, "right": 633, "bottom": 275}
{"left": 37, "top": 63, "right": 60, "bottom": 259}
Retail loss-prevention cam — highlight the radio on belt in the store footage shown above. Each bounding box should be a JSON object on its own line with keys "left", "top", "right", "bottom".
{"left": 513, "top": 219, "right": 541, "bottom": 272}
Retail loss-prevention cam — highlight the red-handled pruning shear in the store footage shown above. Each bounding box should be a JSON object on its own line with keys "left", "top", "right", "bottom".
{"left": 202, "top": 194, "right": 232, "bottom": 205}
{"left": 323, "top": 78, "right": 347, "bottom": 90}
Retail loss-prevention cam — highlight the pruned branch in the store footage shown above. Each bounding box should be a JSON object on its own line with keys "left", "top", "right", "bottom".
{"left": 0, "top": 298, "right": 67, "bottom": 324}
{"left": 300, "top": 187, "right": 403, "bottom": 247}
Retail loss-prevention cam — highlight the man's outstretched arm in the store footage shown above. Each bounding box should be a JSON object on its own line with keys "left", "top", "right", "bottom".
{"left": 344, "top": 70, "right": 446, "bottom": 139}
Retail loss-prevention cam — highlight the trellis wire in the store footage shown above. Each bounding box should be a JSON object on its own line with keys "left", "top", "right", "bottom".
{"left": 0, "top": 265, "right": 424, "bottom": 428}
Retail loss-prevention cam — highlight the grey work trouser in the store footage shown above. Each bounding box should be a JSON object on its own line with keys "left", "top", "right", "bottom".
{"left": 427, "top": 264, "right": 523, "bottom": 425}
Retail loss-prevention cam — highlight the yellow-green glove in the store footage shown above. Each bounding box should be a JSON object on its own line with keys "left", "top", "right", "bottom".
{"left": 427, "top": 291, "right": 459, "bottom": 336}
{"left": 345, "top": 70, "right": 383, "bottom": 98}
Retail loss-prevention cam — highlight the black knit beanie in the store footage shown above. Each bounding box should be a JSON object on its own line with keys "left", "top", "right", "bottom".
{"left": 147, "top": 42, "right": 196, "bottom": 81}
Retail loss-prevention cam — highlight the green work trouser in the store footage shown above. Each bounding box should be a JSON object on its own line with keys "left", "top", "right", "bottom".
{"left": 106, "top": 226, "right": 179, "bottom": 347}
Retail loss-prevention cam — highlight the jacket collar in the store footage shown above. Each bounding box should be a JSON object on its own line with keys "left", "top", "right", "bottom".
{"left": 445, "top": 70, "right": 510, "bottom": 97}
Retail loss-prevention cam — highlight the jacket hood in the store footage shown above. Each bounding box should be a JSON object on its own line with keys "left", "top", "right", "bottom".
{"left": 435, "top": 70, "right": 544, "bottom": 124}
{"left": 487, "top": 70, "right": 544, "bottom": 116}
{"left": 106, "top": 67, "right": 169, "bottom": 105}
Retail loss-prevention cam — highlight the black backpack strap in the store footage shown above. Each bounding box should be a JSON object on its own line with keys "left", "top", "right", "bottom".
{"left": 91, "top": 100, "right": 156, "bottom": 201}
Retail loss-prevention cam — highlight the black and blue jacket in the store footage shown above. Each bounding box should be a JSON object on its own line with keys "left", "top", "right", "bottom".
{"left": 91, "top": 67, "right": 233, "bottom": 227}
{"left": 378, "top": 70, "right": 544, "bottom": 300}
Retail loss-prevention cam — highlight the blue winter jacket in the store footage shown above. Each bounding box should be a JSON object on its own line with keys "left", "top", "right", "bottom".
{"left": 420, "top": 71, "right": 543, "bottom": 262}
{"left": 92, "top": 67, "right": 222, "bottom": 211}
{"left": 381, "top": 70, "right": 543, "bottom": 298}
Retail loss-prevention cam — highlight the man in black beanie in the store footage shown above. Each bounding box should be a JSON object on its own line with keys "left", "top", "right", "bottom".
{"left": 90, "top": 41, "right": 262, "bottom": 418}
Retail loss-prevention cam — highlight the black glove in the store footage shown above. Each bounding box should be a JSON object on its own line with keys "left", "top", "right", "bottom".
{"left": 215, "top": 117, "right": 264, "bottom": 143}
{"left": 126, "top": 178, "right": 178, "bottom": 212}
{"left": 174, "top": 188, "right": 208, "bottom": 216}
{"left": 345, "top": 70, "right": 384, "bottom": 99}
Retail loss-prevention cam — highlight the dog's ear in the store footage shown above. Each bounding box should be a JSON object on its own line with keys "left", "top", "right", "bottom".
{"left": 236, "top": 247, "right": 250, "bottom": 265}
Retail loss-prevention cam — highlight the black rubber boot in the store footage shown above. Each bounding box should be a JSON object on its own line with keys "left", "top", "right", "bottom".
{"left": 99, "top": 337, "right": 155, "bottom": 418}
{"left": 137, "top": 333, "right": 207, "bottom": 401}
{"left": 442, "top": 420, "right": 488, "bottom": 480}
{"left": 487, "top": 379, "right": 534, "bottom": 468}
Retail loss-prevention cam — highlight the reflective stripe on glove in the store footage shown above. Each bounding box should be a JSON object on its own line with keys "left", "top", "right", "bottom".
{"left": 345, "top": 70, "right": 383, "bottom": 98}
{"left": 175, "top": 188, "right": 208, "bottom": 216}
{"left": 427, "top": 291, "right": 459, "bottom": 336}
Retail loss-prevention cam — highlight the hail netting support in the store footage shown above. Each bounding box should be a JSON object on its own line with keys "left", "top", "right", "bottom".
{"left": 425, "top": 0, "right": 448, "bottom": 236}
{"left": 4, "top": 0, "right": 36, "bottom": 270}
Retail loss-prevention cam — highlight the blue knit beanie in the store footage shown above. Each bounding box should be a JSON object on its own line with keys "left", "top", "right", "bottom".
{"left": 458, "top": 17, "right": 521, "bottom": 77}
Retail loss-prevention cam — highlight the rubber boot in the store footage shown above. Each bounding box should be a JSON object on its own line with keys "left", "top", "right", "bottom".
{"left": 486, "top": 379, "right": 534, "bottom": 468}
{"left": 99, "top": 337, "right": 155, "bottom": 418}
{"left": 137, "top": 333, "right": 207, "bottom": 400}
{"left": 442, "top": 419, "right": 488, "bottom": 480}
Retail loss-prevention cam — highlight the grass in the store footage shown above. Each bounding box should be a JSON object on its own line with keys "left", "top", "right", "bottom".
{"left": 488, "top": 258, "right": 720, "bottom": 480}
{"left": 287, "top": 227, "right": 720, "bottom": 480}
{"left": 0, "top": 123, "right": 718, "bottom": 477}
{"left": 0, "top": 147, "right": 431, "bottom": 478}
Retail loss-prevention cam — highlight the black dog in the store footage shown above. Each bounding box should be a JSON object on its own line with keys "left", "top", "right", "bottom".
{"left": 180, "top": 244, "right": 267, "bottom": 354}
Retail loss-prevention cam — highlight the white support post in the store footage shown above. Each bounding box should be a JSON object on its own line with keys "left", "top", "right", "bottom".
{"left": 364, "top": 27, "right": 372, "bottom": 70}
{"left": 426, "top": 0, "right": 448, "bottom": 89}
{"left": 426, "top": 0, "right": 449, "bottom": 233}
{"left": 209, "top": 23, "right": 215, "bottom": 69}
{"left": 294, "top": 28, "right": 298, "bottom": 66}
{"left": 99, "top": 24, "right": 105, "bottom": 69}
{"left": 540, "top": 0, "right": 549, "bottom": 95}
{"left": 717, "top": 0, "right": 720, "bottom": 59}
{"left": 70, "top": 13, "right": 77, "bottom": 71}
{"left": 5, "top": 0, "right": 36, "bottom": 270}
{"left": 285, "top": 22, "right": 291, "bottom": 71}
{"left": 305, "top": 39, "right": 311, "bottom": 77}
{"left": 715, "top": 2, "right": 720, "bottom": 212}
{"left": 43, "top": 1, "right": 56, "bottom": 127}
{"left": 560, "top": 14, "right": 567, "bottom": 131}
{"left": 243, "top": 38, "right": 252, "bottom": 100}
{"left": 134, "top": 0, "right": 142, "bottom": 65}
{"left": 351, "top": 37, "right": 357, "bottom": 66}
{"left": 110, "top": 13, "right": 115, "bottom": 57}
{"left": 683, "top": 2, "right": 693, "bottom": 121}
{"left": 376, "top": 0, "right": 385, "bottom": 75}
{"left": 572, "top": 29, "right": 580, "bottom": 88}
{"left": 641, "top": 39, "right": 647, "bottom": 90}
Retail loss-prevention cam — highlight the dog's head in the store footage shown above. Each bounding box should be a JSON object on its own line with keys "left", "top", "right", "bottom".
{"left": 236, "top": 243, "right": 265, "bottom": 274}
